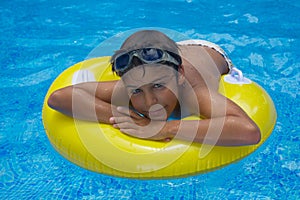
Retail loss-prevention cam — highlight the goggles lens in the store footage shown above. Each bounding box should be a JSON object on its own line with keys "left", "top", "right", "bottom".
{"left": 140, "top": 48, "right": 164, "bottom": 61}
{"left": 115, "top": 53, "right": 131, "bottom": 70}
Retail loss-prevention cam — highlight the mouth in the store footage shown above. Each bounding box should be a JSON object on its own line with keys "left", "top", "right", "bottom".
{"left": 147, "top": 105, "right": 168, "bottom": 119}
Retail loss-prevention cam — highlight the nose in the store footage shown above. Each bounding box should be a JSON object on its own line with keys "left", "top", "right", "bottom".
{"left": 144, "top": 91, "right": 158, "bottom": 107}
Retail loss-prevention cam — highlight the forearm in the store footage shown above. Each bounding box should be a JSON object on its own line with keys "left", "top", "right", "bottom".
{"left": 166, "top": 116, "right": 261, "bottom": 146}
{"left": 47, "top": 86, "right": 115, "bottom": 123}
{"left": 73, "top": 93, "right": 115, "bottom": 123}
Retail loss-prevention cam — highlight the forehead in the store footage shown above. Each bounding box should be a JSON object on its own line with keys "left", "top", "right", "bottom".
{"left": 121, "top": 64, "right": 176, "bottom": 87}
{"left": 120, "top": 30, "right": 179, "bottom": 54}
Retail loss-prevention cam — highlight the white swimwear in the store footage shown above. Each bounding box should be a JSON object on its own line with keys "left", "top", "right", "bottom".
{"left": 177, "top": 40, "right": 233, "bottom": 72}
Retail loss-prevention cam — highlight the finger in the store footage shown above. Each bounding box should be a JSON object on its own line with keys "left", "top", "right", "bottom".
{"left": 109, "top": 117, "right": 115, "bottom": 124}
{"left": 110, "top": 116, "right": 130, "bottom": 126}
{"left": 117, "top": 106, "right": 145, "bottom": 119}
{"left": 159, "top": 137, "right": 172, "bottom": 142}
{"left": 114, "top": 122, "right": 138, "bottom": 130}
{"left": 112, "top": 116, "right": 133, "bottom": 124}
{"left": 119, "top": 128, "right": 169, "bottom": 141}
{"left": 117, "top": 106, "right": 131, "bottom": 115}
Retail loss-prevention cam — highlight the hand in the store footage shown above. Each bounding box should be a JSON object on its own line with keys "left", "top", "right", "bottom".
{"left": 109, "top": 107, "right": 172, "bottom": 141}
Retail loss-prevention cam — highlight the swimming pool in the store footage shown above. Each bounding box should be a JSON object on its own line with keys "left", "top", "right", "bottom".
{"left": 1, "top": 0, "right": 299, "bottom": 199}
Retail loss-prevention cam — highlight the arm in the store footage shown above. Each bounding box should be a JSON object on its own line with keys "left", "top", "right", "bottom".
{"left": 47, "top": 80, "right": 128, "bottom": 123}
{"left": 111, "top": 87, "right": 261, "bottom": 146}
{"left": 165, "top": 87, "right": 261, "bottom": 146}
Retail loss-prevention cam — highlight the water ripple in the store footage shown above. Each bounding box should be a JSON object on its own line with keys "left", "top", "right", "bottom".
{"left": 1, "top": 67, "right": 57, "bottom": 88}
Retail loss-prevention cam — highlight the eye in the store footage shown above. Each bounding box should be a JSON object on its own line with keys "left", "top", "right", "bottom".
{"left": 153, "top": 83, "right": 164, "bottom": 89}
{"left": 131, "top": 88, "right": 142, "bottom": 95}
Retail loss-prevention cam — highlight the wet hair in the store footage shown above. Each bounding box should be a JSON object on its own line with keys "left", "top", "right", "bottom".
{"left": 111, "top": 30, "right": 182, "bottom": 76}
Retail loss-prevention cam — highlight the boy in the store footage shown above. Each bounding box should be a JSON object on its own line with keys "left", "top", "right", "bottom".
{"left": 48, "top": 30, "right": 260, "bottom": 146}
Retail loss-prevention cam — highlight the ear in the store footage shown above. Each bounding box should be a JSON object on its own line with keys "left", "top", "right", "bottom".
{"left": 177, "top": 65, "right": 185, "bottom": 85}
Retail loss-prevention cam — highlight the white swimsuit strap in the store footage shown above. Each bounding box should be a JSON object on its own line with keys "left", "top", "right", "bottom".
{"left": 177, "top": 39, "right": 233, "bottom": 71}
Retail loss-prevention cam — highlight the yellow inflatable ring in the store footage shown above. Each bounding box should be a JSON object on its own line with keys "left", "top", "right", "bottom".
{"left": 42, "top": 56, "right": 276, "bottom": 179}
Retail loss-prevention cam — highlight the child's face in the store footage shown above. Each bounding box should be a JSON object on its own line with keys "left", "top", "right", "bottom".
{"left": 121, "top": 64, "right": 181, "bottom": 120}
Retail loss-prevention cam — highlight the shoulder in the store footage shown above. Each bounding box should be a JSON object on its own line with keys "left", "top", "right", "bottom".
{"left": 180, "top": 58, "right": 220, "bottom": 91}
{"left": 178, "top": 44, "right": 229, "bottom": 75}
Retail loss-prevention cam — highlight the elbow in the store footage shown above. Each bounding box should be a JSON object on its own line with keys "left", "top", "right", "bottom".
{"left": 244, "top": 123, "right": 261, "bottom": 145}
{"left": 47, "top": 90, "right": 64, "bottom": 111}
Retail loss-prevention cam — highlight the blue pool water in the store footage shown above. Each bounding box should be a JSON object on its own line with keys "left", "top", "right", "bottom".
{"left": 1, "top": 0, "right": 299, "bottom": 199}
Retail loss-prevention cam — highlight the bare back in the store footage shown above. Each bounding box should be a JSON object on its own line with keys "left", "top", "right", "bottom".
{"left": 176, "top": 45, "right": 231, "bottom": 118}
{"left": 179, "top": 45, "right": 229, "bottom": 90}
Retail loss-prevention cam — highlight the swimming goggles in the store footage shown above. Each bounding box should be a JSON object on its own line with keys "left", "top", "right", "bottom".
{"left": 112, "top": 48, "right": 182, "bottom": 76}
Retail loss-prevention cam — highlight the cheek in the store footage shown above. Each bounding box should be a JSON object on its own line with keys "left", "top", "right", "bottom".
{"left": 158, "top": 90, "right": 178, "bottom": 107}
{"left": 130, "top": 96, "right": 144, "bottom": 109}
